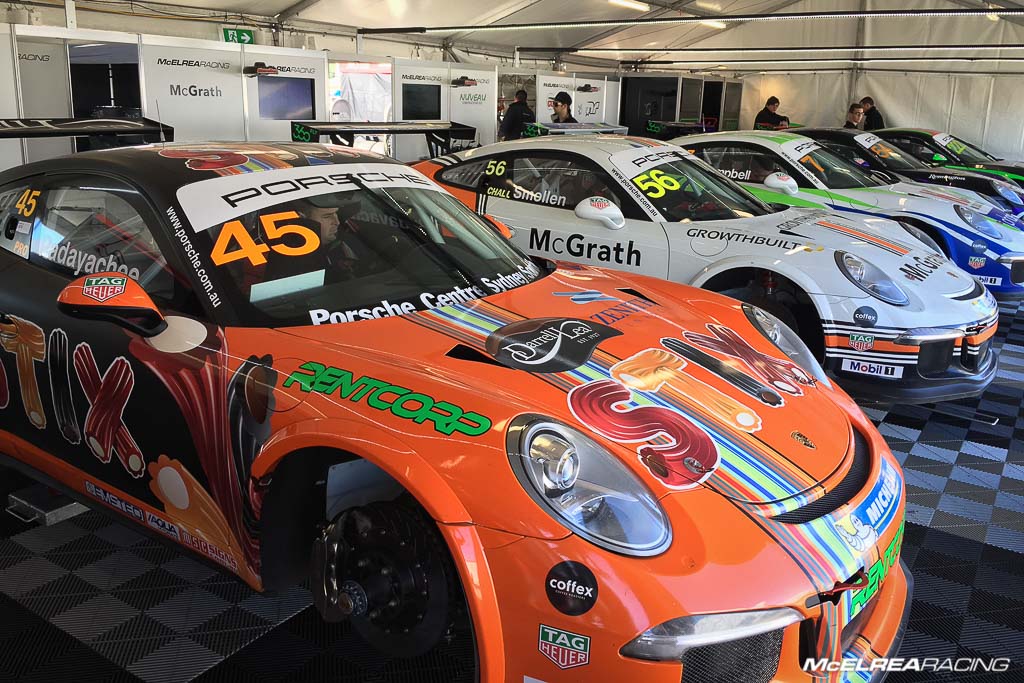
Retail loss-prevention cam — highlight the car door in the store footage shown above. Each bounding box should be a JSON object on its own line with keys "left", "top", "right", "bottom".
{"left": 466, "top": 151, "right": 671, "bottom": 277}
{"left": 0, "top": 172, "right": 212, "bottom": 546}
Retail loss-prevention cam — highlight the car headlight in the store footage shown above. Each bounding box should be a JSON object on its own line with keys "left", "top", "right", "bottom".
{"left": 993, "top": 179, "right": 1024, "bottom": 207}
{"left": 743, "top": 304, "right": 831, "bottom": 388}
{"left": 507, "top": 417, "right": 671, "bottom": 556}
{"left": 955, "top": 204, "right": 1003, "bottom": 239}
{"left": 896, "top": 221, "right": 944, "bottom": 255}
{"left": 620, "top": 608, "right": 803, "bottom": 661}
{"left": 835, "top": 251, "right": 911, "bottom": 306}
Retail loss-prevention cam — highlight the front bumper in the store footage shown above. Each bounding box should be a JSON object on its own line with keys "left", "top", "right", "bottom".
{"left": 449, "top": 413, "right": 911, "bottom": 682}
{"left": 824, "top": 319, "right": 999, "bottom": 405}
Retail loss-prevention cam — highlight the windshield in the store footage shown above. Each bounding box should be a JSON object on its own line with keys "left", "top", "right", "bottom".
{"left": 175, "top": 165, "right": 542, "bottom": 327}
{"left": 793, "top": 146, "right": 883, "bottom": 189}
{"left": 943, "top": 135, "right": 997, "bottom": 165}
{"left": 857, "top": 139, "right": 928, "bottom": 171}
{"left": 617, "top": 153, "right": 774, "bottom": 222}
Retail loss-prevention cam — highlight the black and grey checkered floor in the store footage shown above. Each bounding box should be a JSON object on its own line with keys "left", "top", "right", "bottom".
{"left": 1, "top": 304, "right": 1023, "bottom": 683}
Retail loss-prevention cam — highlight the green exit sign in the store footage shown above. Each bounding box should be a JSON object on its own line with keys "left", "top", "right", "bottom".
{"left": 222, "top": 28, "right": 254, "bottom": 44}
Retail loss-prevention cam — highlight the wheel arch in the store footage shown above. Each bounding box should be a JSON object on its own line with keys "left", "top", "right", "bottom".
{"left": 251, "top": 420, "right": 505, "bottom": 680}
{"left": 694, "top": 260, "right": 831, "bottom": 358}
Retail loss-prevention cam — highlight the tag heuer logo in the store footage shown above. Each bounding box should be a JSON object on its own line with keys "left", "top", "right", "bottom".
{"left": 791, "top": 431, "right": 816, "bottom": 449}
{"left": 82, "top": 276, "right": 127, "bottom": 303}
{"left": 849, "top": 333, "right": 875, "bottom": 352}
{"left": 968, "top": 256, "right": 986, "bottom": 269}
{"left": 538, "top": 625, "right": 590, "bottom": 669}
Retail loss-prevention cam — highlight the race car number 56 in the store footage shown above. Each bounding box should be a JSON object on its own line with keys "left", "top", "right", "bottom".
{"left": 632, "top": 169, "right": 680, "bottom": 198}
{"left": 211, "top": 211, "right": 321, "bottom": 266}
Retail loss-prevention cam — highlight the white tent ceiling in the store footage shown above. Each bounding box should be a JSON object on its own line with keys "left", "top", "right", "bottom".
{"left": 146, "top": 0, "right": 1024, "bottom": 56}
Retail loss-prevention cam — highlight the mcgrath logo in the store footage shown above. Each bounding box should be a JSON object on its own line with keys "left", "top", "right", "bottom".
{"left": 545, "top": 561, "right": 598, "bottom": 616}
{"left": 538, "top": 625, "right": 590, "bottom": 669}
{"left": 552, "top": 290, "right": 620, "bottom": 304}
{"left": 849, "top": 333, "right": 875, "bottom": 351}
{"left": 82, "top": 275, "right": 127, "bottom": 303}
{"left": 968, "top": 256, "right": 986, "bottom": 269}
{"left": 485, "top": 318, "right": 621, "bottom": 373}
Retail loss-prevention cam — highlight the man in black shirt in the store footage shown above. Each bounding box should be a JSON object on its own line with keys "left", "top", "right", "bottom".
{"left": 551, "top": 91, "right": 579, "bottom": 123}
{"left": 844, "top": 102, "right": 865, "bottom": 129}
{"left": 753, "top": 96, "right": 788, "bottom": 130}
{"left": 498, "top": 90, "right": 535, "bottom": 141}
{"left": 861, "top": 97, "right": 885, "bottom": 131}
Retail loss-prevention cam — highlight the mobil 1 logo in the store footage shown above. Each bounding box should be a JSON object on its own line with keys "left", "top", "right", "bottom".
{"left": 545, "top": 561, "right": 598, "bottom": 616}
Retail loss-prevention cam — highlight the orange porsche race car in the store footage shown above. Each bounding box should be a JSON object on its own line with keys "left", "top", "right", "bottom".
{"left": 0, "top": 132, "right": 909, "bottom": 682}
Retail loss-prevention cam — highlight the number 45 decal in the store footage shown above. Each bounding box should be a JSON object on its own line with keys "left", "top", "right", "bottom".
{"left": 15, "top": 189, "right": 41, "bottom": 217}
{"left": 211, "top": 211, "right": 321, "bottom": 267}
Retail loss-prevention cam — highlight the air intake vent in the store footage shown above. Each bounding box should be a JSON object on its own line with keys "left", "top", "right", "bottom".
{"left": 445, "top": 344, "right": 503, "bottom": 367}
{"left": 680, "top": 627, "right": 783, "bottom": 683}
{"left": 773, "top": 429, "right": 871, "bottom": 524}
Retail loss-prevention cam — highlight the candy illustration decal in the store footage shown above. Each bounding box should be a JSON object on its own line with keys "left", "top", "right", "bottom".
{"left": 569, "top": 378, "right": 719, "bottom": 488}
{"left": 684, "top": 324, "right": 813, "bottom": 395}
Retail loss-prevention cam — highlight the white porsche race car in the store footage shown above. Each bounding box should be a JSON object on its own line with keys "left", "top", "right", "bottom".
{"left": 418, "top": 136, "right": 999, "bottom": 404}
{"left": 675, "top": 130, "right": 1024, "bottom": 298}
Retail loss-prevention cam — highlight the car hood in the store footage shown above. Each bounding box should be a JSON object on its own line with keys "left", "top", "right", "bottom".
{"left": 689, "top": 207, "right": 977, "bottom": 298}
{"left": 277, "top": 266, "right": 855, "bottom": 504}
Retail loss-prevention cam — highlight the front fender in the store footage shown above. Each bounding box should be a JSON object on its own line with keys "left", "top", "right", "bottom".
{"left": 253, "top": 417, "right": 473, "bottom": 524}
{"left": 687, "top": 254, "right": 841, "bottom": 308}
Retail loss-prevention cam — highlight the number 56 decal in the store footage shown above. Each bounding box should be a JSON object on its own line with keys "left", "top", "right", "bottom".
{"left": 631, "top": 169, "right": 680, "bottom": 199}
{"left": 211, "top": 211, "right": 321, "bottom": 267}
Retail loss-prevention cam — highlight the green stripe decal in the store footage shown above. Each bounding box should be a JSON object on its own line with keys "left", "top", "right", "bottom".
{"left": 800, "top": 188, "right": 878, "bottom": 209}
{"left": 744, "top": 185, "right": 825, "bottom": 208}
{"left": 946, "top": 165, "right": 1024, "bottom": 183}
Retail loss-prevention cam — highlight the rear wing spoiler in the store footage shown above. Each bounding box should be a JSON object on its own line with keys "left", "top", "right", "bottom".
{"left": 291, "top": 120, "right": 476, "bottom": 156}
{"left": 0, "top": 117, "right": 173, "bottom": 141}
{"left": 523, "top": 122, "right": 627, "bottom": 137}
{"left": 643, "top": 120, "right": 708, "bottom": 140}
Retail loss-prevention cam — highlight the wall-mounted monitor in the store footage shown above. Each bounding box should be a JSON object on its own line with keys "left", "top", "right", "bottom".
{"left": 402, "top": 83, "right": 441, "bottom": 120}
{"left": 259, "top": 76, "right": 315, "bottom": 120}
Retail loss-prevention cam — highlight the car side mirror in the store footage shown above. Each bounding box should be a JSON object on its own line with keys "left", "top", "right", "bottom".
{"left": 931, "top": 153, "right": 948, "bottom": 162}
{"left": 764, "top": 171, "right": 799, "bottom": 196}
{"left": 574, "top": 196, "right": 626, "bottom": 230}
{"left": 57, "top": 272, "right": 167, "bottom": 337}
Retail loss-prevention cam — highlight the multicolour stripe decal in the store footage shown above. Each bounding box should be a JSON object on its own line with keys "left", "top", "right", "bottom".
{"left": 815, "top": 220, "right": 911, "bottom": 256}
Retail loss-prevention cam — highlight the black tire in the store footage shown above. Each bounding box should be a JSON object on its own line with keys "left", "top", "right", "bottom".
{"left": 312, "top": 496, "right": 475, "bottom": 662}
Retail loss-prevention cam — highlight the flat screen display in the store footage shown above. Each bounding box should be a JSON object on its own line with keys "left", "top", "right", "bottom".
{"left": 258, "top": 76, "right": 315, "bottom": 120}
{"left": 402, "top": 83, "right": 441, "bottom": 120}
